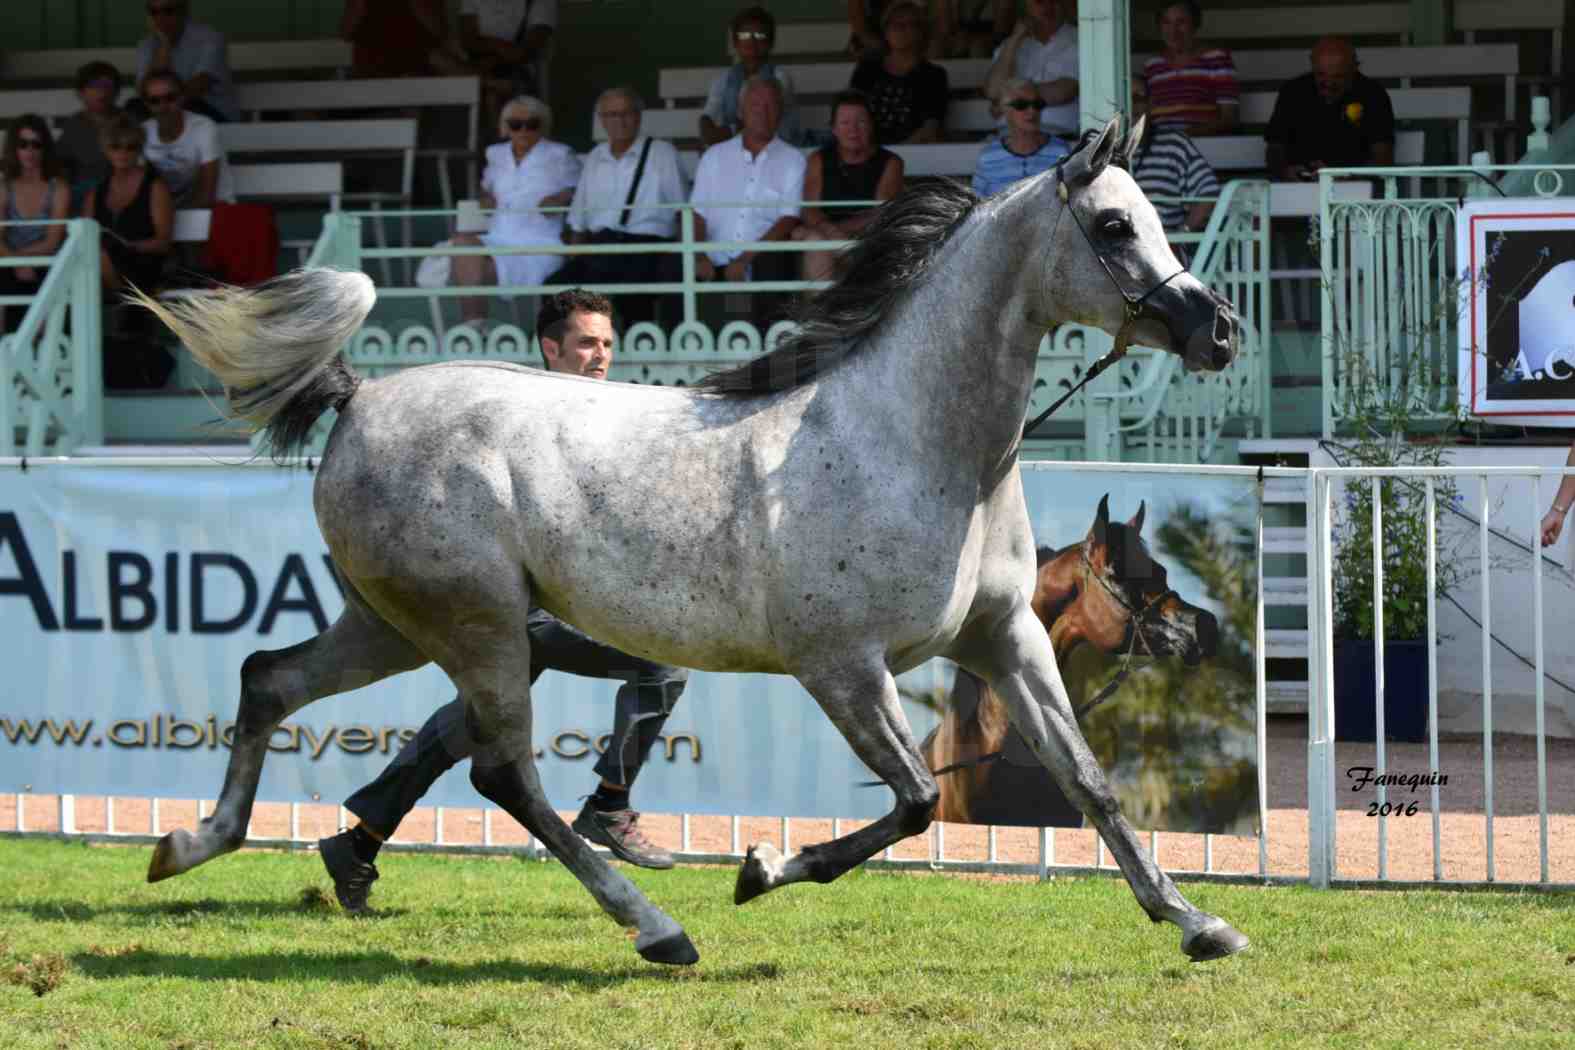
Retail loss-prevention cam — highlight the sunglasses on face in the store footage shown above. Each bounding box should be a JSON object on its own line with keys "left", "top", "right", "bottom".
{"left": 505, "top": 117, "right": 543, "bottom": 132}
{"left": 734, "top": 30, "right": 769, "bottom": 41}
{"left": 144, "top": 92, "right": 180, "bottom": 106}
{"left": 1006, "top": 98, "right": 1048, "bottom": 111}
{"left": 15, "top": 137, "right": 44, "bottom": 150}
{"left": 106, "top": 143, "right": 140, "bottom": 153}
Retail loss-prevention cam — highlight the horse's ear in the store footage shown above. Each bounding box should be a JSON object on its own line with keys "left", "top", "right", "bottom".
{"left": 1127, "top": 500, "right": 1146, "bottom": 534}
{"left": 1092, "top": 493, "right": 1111, "bottom": 534}
{"left": 1121, "top": 114, "right": 1147, "bottom": 169}
{"left": 1087, "top": 114, "right": 1123, "bottom": 179}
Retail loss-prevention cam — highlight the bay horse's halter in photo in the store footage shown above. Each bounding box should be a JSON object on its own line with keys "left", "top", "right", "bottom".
{"left": 1070, "top": 547, "right": 1182, "bottom": 720}
{"left": 1020, "top": 164, "right": 1190, "bottom": 441}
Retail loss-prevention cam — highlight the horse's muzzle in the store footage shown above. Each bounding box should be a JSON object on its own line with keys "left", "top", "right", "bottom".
{"left": 1182, "top": 302, "right": 1239, "bottom": 373}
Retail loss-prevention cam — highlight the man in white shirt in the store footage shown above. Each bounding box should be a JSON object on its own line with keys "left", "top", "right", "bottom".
{"left": 135, "top": 1, "right": 240, "bottom": 122}
{"left": 139, "top": 70, "right": 233, "bottom": 207}
{"left": 984, "top": 0, "right": 1079, "bottom": 135}
{"left": 690, "top": 76, "right": 807, "bottom": 328}
{"left": 563, "top": 86, "right": 688, "bottom": 326}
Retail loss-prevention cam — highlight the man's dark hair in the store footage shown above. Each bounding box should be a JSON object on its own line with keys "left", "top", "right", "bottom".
{"left": 1159, "top": 0, "right": 1203, "bottom": 29}
{"left": 731, "top": 5, "right": 776, "bottom": 44}
{"left": 535, "top": 288, "right": 615, "bottom": 358}
{"left": 75, "top": 60, "right": 122, "bottom": 92}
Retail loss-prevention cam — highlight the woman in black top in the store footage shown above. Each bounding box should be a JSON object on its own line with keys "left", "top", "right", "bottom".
{"left": 792, "top": 91, "right": 904, "bottom": 282}
{"left": 83, "top": 114, "right": 173, "bottom": 293}
{"left": 849, "top": 1, "right": 950, "bottom": 144}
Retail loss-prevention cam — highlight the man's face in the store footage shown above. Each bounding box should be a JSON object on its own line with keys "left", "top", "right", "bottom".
{"left": 740, "top": 83, "right": 782, "bottom": 138}
{"left": 78, "top": 78, "right": 117, "bottom": 114}
{"left": 597, "top": 93, "right": 642, "bottom": 148}
{"left": 147, "top": 0, "right": 188, "bottom": 37}
{"left": 1028, "top": 0, "right": 1060, "bottom": 29}
{"left": 1312, "top": 49, "right": 1355, "bottom": 103}
{"left": 542, "top": 309, "right": 614, "bottom": 380}
{"left": 142, "top": 76, "right": 184, "bottom": 127}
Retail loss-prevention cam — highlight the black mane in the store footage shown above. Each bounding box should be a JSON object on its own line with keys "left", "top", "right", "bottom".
{"left": 697, "top": 179, "right": 982, "bottom": 397}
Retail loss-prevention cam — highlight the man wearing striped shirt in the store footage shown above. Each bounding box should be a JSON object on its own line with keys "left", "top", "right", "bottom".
{"left": 1129, "top": 77, "right": 1218, "bottom": 237}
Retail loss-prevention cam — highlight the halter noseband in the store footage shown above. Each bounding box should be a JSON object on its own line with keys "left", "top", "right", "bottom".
{"left": 1070, "top": 545, "right": 1180, "bottom": 718}
{"left": 1020, "top": 156, "right": 1189, "bottom": 441}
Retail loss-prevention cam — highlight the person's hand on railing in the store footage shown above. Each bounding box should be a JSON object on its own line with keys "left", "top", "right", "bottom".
{"left": 1542, "top": 502, "right": 1570, "bottom": 548}
{"left": 695, "top": 256, "right": 717, "bottom": 282}
{"left": 723, "top": 257, "right": 750, "bottom": 284}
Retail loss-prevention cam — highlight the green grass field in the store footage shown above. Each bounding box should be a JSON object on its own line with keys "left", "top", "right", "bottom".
{"left": 1, "top": 838, "right": 1572, "bottom": 1049}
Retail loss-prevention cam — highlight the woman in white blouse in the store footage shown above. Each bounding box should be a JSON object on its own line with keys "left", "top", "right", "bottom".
{"left": 451, "top": 95, "right": 581, "bottom": 329}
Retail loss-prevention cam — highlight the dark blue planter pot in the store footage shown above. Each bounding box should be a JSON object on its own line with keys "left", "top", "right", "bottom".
{"left": 1332, "top": 639, "right": 1429, "bottom": 743}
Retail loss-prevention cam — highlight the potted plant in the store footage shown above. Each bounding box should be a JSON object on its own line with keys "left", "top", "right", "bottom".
{"left": 1324, "top": 356, "right": 1465, "bottom": 743}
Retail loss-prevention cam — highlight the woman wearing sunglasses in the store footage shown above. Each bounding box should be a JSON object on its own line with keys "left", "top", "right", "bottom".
{"left": 0, "top": 115, "right": 71, "bottom": 323}
{"left": 971, "top": 78, "right": 1069, "bottom": 198}
{"left": 449, "top": 95, "right": 581, "bottom": 332}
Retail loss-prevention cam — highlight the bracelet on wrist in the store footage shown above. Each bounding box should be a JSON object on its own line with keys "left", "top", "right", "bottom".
{"left": 1557, "top": 503, "right": 1570, "bottom": 515}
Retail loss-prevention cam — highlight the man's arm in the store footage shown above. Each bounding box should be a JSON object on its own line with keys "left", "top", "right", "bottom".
{"left": 1035, "top": 77, "right": 1077, "bottom": 105}
{"left": 984, "top": 24, "right": 1027, "bottom": 104}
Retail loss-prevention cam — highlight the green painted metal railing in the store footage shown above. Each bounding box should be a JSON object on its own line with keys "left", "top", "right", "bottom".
{"left": 296, "top": 189, "right": 1269, "bottom": 461}
{"left": 1317, "top": 162, "right": 1575, "bottom": 439}
{"left": 0, "top": 218, "right": 102, "bottom": 456}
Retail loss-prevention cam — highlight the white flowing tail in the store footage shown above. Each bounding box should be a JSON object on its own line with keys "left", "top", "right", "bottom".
{"left": 132, "top": 268, "right": 376, "bottom": 456}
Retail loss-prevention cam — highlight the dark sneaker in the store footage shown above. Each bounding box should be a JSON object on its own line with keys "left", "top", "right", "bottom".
{"left": 571, "top": 805, "right": 675, "bottom": 870}
{"left": 318, "top": 830, "right": 379, "bottom": 915}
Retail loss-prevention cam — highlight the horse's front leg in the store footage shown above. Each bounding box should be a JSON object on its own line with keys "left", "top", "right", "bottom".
{"left": 735, "top": 662, "right": 938, "bottom": 902}
{"left": 960, "top": 599, "right": 1249, "bottom": 963}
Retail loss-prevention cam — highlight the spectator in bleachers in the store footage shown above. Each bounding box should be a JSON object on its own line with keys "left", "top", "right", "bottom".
{"left": 0, "top": 116, "right": 70, "bottom": 317}
{"left": 1265, "top": 36, "right": 1395, "bottom": 181}
{"left": 1128, "top": 76, "right": 1217, "bottom": 237}
{"left": 562, "top": 86, "right": 688, "bottom": 327}
{"left": 135, "top": 1, "right": 240, "bottom": 123}
{"left": 984, "top": 0, "right": 1079, "bottom": 136}
{"left": 793, "top": 90, "right": 903, "bottom": 281}
{"left": 57, "top": 61, "right": 126, "bottom": 202}
{"left": 139, "top": 70, "right": 233, "bottom": 208}
{"left": 1140, "top": 1, "right": 1237, "bottom": 136}
{"left": 84, "top": 114, "right": 173, "bottom": 294}
{"left": 691, "top": 76, "right": 806, "bottom": 327}
{"left": 700, "top": 6, "right": 803, "bottom": 148}
{"left": 341, "top": 0, "right": 474, "bottom": 79}
{"left": 461, "top": 0, "right": 557, "bottom": 124}
{"left": 972, "top": 77, "right": 1069, "bottom": 197}
{"left": 450, "top": 95, "right": 580, "bottom": 332}
{"left": 850, "top": 1, "right": 950, "bottom": 145}
{"left": 933, "top": 0, "right": 1014, "bottom": 58}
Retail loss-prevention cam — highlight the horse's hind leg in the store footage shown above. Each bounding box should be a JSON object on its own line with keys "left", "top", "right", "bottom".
{"left": 736, "top": 663, "right": 938, "bottom": 903}
{"left": 960, "top": 600, "right": 1248, "bottom": 963}
{"left": 147, "top": 587, "right": 427, "bottom": 882}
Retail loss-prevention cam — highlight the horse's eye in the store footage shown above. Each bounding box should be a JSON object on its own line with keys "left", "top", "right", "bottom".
{"left": 1101, "top": 217, "right": 1135, "bottom": 239}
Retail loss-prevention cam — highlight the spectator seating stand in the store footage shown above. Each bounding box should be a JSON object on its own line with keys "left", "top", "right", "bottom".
{"left": 218, "top": 119, "right": 417, "bottom": 283}
{"left": 0, "top": 39, "right": 352, "bottom": 86}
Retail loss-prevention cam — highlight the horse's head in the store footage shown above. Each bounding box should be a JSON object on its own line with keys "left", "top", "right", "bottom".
{"left": 1049, "top": 115, "right": 1239, "bottom": 374}
{"left": 1077, "top": 494, "right": 1219, "bottom": 665}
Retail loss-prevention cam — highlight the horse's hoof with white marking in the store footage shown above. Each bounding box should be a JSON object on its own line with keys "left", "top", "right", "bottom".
{"left": 734, "top": 842, "right": 786, "bottom": 905}
{"left": 636, "top": 929, "right": 699, "bottom": 966}
{"left": 1181, "top": 918, "right": 1249, "bottom": 962}
{"left": 147, "top": 829, "right": 198, "bottom": 883}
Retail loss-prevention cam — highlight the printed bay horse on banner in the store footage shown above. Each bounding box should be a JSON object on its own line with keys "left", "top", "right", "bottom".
{"left": 136, "top": 116, "right": 1249, "bottom": 967}
{"left": 920, "top": 495, "right": 1220, "bottom": 826}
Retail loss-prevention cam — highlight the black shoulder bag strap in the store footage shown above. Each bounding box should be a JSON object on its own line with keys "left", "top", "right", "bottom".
{"left": 618, "top": 136, "right": 654, "bottom": 230}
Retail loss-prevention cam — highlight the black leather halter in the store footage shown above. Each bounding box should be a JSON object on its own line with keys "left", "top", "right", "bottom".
{"left": 1020, "top": 157, "right": 1190, "bottom": 441}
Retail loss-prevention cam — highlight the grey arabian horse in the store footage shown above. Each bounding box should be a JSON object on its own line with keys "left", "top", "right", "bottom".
{"left": 136, "top": 116, "right": 1248, "bottom": 967}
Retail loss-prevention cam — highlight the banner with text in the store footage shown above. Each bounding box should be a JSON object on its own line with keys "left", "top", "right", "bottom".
{"left": 0, "top": 462, "right": 1259, "bottom": 833}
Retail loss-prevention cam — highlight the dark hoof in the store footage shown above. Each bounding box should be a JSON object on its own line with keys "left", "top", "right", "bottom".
{"left": 733, "top": 843, "right": 781, "bottom": 905}
{"left": 1183, "top": 920, "right": 1250, "bottom": 962}
{"left": 147, "top": 830, "right": 189, "bottom": 883}
{"left": 637, "top": 930, "right": 699, "bottom": 966}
